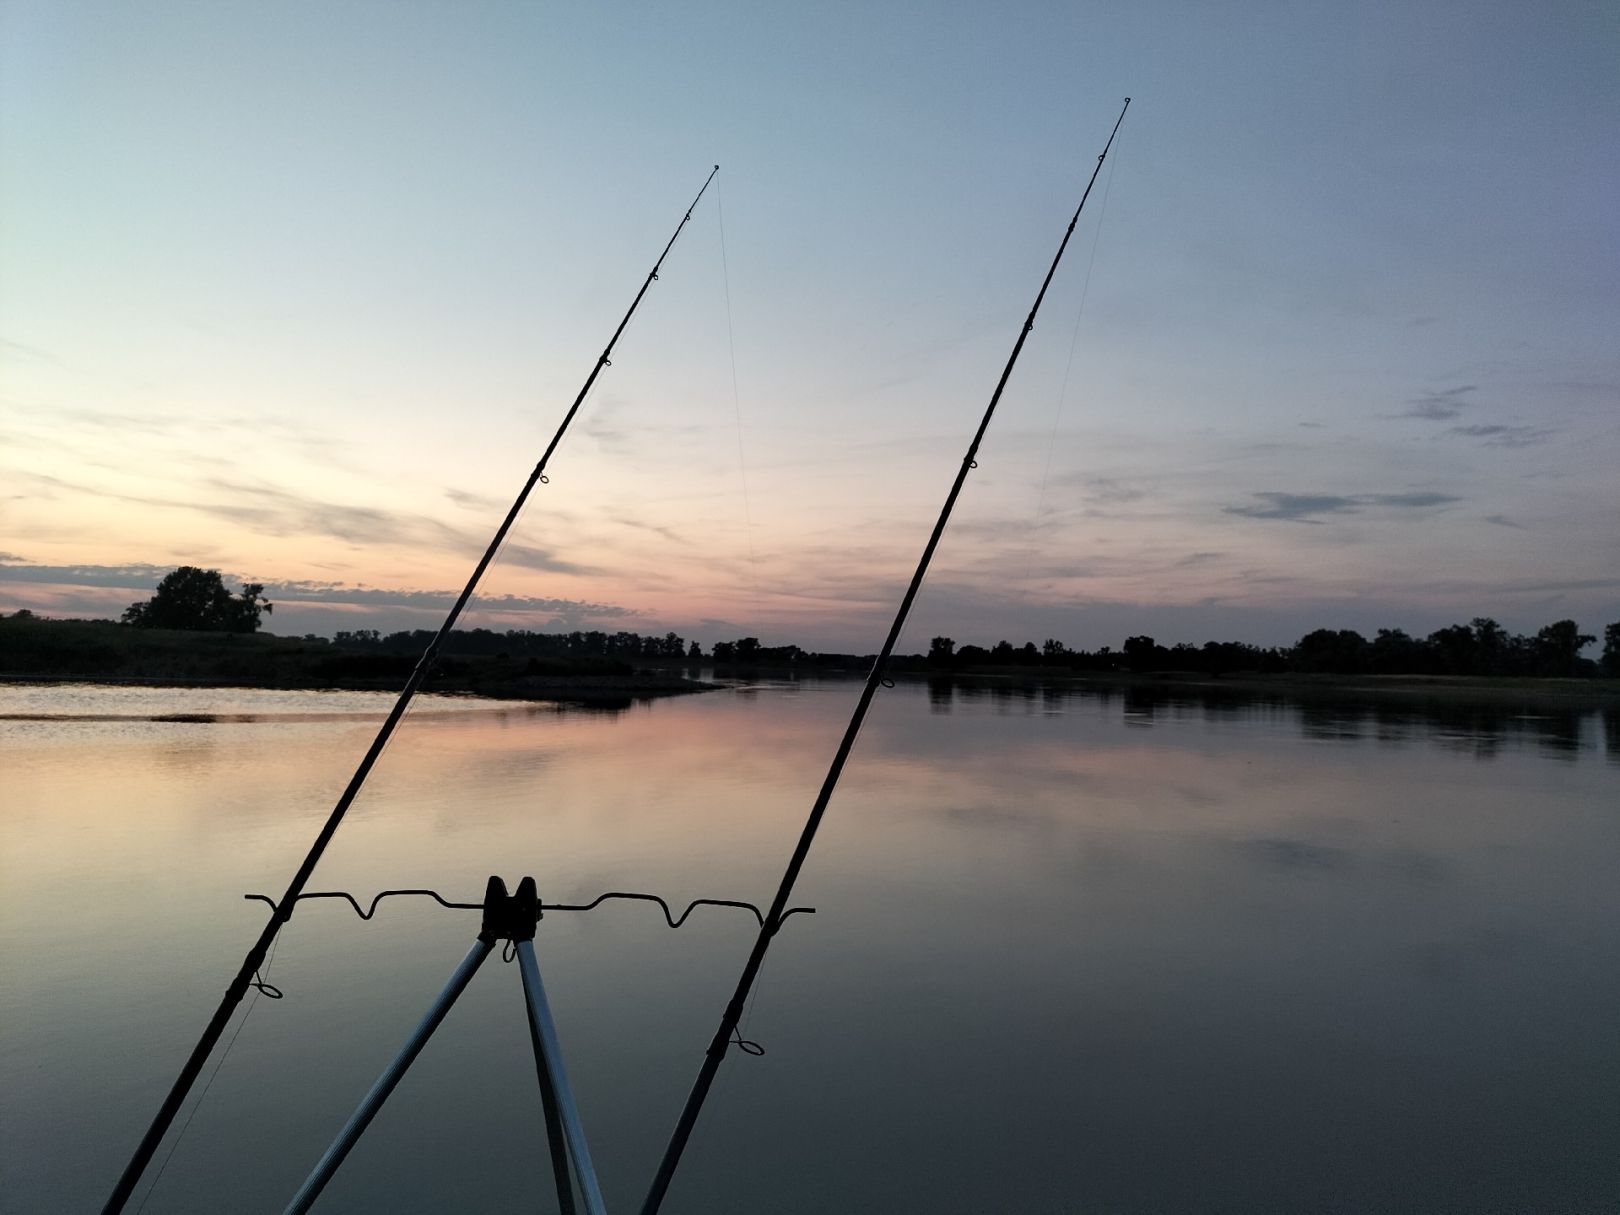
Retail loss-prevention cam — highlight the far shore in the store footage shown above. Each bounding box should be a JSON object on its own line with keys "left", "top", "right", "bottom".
{"left": 0, "top": 670, "right": 717, "bottom": 703}
{"left": 2, "top": 614, "right": 1614, "bottom": 709}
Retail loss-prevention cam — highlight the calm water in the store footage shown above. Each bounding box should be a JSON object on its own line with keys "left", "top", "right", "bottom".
{"left": 1, "top": 679, "right": 1616, "bottom": 1213}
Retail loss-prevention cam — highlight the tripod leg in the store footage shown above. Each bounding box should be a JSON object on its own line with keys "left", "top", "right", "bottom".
{"left": 530, "top": 992, "right": 578, "bottom": 1215}
{"left": 283, "top": 937, "right": 494, "bottom": 1215}
{"left": 516, "top": 939, "right": 607, "bottom": 1215}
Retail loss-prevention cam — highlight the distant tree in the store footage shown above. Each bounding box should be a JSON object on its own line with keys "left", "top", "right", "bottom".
{"left": 712, "top": 640, "right": 735, "bottom": 663}
{"left": 734, "top": 637, "right": 760, "bottom": 661}
{"left": 1041, "top": 638, "right": 1067, "bottom": 659}
{"left": 1369, "top": 627, "right": 1426, "bottom": 675}
{"left": 123, "top": 567, "right": 272, "bottom": 633}
{"left": 1292, "top": 628, "right": 1368, "bottom": 675}
{"left": 1425, "top": 624, "right": 1477, "bottom": 675}
{"left": 955, "top": 643, "right": 990, "bottom": 666}
{"left": 1122, "top": 635, "right": 1159, "bottom": 673}
{"left": 928, "top": 636, "right": 956, "bottom": 665}
{"left": 1533, "top": 619, "right": 1595, "bottom": 677}
{"left": 1601, "top": 621, "right": 1620, "bottom": 678}
{"left": 1470, "top": 617, "right": 1509, "bottom": 675}
{"left": 687, "top": 640, "right": 703, "bottom": 661}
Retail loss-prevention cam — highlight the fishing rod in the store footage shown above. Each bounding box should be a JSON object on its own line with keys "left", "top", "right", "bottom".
{"left": 638, "top": 100, "right": 1130, "bottom": 1215}
{"left": 102, "top": 163, "right": 721, "bottom": 1215}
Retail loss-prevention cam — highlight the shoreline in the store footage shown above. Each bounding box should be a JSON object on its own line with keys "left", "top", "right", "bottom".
{"left": 5, "top": 667, "right": 1617, "bottom": 707}
{"left": 0, "top": 671, "right": 719, "bottom": 703}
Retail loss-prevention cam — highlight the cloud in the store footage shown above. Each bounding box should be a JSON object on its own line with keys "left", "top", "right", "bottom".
{"left": 1223, "top": 493, "right": 1359, "bottom": 522}
{"left": 1448, "top": 423, "right": 1554, "bottom": 448}
{"left": 1224, "top": 491, "right": 1459, "bottom": 523}
{"left": 1391, "top": 384, "right": 1477, "bottom": 421}
{"left": 1078, "top": 476, "right": 1148, "bottom": 505}
{"left": 1363, "top": 492, "right": 1458, "bottom": 508}
{"left": 1484, "top": 514, "right": 1525, "bottom": 529}
{"left": 0, "top": 556, "right": 178, "bottom": 588}
{"left": 499, "top": 543, "right": 596, "bottom": 576}
{"left": 444, "top": 487, "right": 505, "bottom": 512}
{"left": 262, "top": 579, "right": 634, "bottom": 619}
{"left": 0, "top": 557, "right": 637, "bottom": 626}
{"left": 5, "top": 467, "right": 597, "bottom": 572}
{"left": 607, "top": 515, "right": 689, "bottom": 545}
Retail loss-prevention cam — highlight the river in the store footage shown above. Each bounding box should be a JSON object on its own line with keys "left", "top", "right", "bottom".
{"left": 2, "top": 678, "right": 1616, "bottom": 1213}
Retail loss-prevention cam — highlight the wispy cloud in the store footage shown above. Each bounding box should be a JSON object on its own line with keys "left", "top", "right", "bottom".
{"left": 1391, "top": 384, "right": 1477, "bottom": 421}
{"left": 1448, "top": 423, "right": 1554, "bottom": 448}
{"left": 500, "top": 543, "right": 595, "bottom": 576}
{"left": 262, "top": 579, "right": 634, "bottom": 618}
{"left": 444, "top": 487, "right": 505, "bottom": 512}
{"left": 1484, "top": 514, "right": 1525, "bottom": 529}
{"left": 2, "top": 465, "right": 598, "bottom": 573}
{"left": 0, "top": 556, "right": 636, "bottom": 623}
{"left": 1224, "top": 491, "right": 1459, "bottom": 523}
{"left": 0, "top": 557, "right": 176, "bottom": 588}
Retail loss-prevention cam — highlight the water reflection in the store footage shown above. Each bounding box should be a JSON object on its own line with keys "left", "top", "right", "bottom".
{"left": 916, "top": 675, "right": 1615, "bottom": 761}
{"left": 3, "top": 680, "right": 1617, "bottom": 1213}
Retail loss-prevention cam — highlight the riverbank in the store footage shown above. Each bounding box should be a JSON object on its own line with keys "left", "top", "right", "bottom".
{"left": 0, "top": 617, "right": 715, "bottom": 702}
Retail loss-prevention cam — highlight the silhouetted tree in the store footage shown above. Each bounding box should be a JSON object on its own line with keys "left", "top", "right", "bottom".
{"left": 1601, "top": 621, "right": 1620, "bottom": 678}
{"left": 1471, "top": 617, "right": 1509, "bottom": 675}
{"left": 928, "top": 636, "right": 956, "bottom": 665}
{"left": 687, "top": 640, "right": 703, "bottom": 661}
{"left": 123, "top": 567, "right": 272, "bottom": 633}
{"left": 1533, "top": 619, "right": 1595, "bottom": 677}
{"left": 1425, "top": 624, "right": 1477, "bottom": 675}
{"left": 1292, "top": 628, "right": 1368, "bottom": 675}
{"left": 1122, "top": 635, "right": 1159, "bottom": 672}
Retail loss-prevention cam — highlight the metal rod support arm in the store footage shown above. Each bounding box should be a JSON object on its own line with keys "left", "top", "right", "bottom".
{"left": 282, "top": 938, "right": 495, "bottom": 1215}
{"left": 518, "top": 940, "right": 609, "bottom": 1215}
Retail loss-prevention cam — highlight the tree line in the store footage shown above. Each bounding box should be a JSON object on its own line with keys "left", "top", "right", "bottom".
{"left": 110, "top": 567, "right": 1619, "bottom": 679}
{"left": 921, "top": 617, "right": 1616, "bottom": 679}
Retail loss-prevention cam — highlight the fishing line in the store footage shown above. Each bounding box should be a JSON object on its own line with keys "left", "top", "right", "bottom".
{"left": 133, "top": 934, "right": 282, "bottom": 1214}
{"left": 638, "top": 101, "right": 1131, "bottom": 1215}
{"left": 1020, "top": 126, "right": 1124, "bottom": 597}
{"left": 717, "top": 180, "right": 762, "bottom": 635}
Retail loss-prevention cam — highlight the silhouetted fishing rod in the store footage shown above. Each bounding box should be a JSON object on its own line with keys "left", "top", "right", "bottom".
{"left": 103, "top": 164, "right": 720, "bottom": 1215}
{"left": 638, "top": 101, "right": 1129, "bottom": 1215}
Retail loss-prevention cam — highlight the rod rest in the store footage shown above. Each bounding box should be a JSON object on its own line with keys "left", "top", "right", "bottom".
{"left": 479, "top": 875, "right": 540, "bottom": 943}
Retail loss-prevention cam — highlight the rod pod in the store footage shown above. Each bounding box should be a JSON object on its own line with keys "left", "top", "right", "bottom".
{"left": 282, "top": 878, "right": 604, "bottom": 1215}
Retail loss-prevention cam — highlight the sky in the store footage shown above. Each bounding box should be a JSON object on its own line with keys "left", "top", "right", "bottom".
{"left": 2, "top": 0, "right": 1616, "bottom": 652}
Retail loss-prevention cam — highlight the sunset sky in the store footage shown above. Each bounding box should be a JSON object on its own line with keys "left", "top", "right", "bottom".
{"left": 3, "top": 1, "right": 1615, "bottom": 652}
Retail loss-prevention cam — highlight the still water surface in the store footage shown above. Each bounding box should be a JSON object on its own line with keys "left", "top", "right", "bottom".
{"left": 2, "top": 679, "right": 1616, "bottom": 1213}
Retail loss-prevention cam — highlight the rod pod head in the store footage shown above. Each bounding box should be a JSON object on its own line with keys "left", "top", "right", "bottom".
{"left": 479, "top": 875, "right": 540, "bottom": 943}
